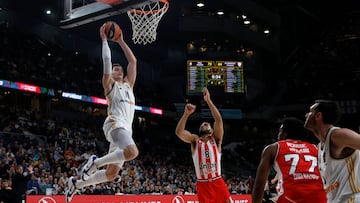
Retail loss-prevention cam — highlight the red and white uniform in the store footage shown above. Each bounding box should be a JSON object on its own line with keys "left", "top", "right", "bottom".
{"left": 274, "top": 139, "right": 327, "bottom": 203}
{"left": 192, "top": 137, "right": 231, "bottom": 203}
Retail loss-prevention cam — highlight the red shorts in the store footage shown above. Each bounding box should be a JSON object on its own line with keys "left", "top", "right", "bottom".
{"left": 196, "top": 177, "right": 231, "bottom": 203}
{"left": 277, "top": 187, "right": 327, "bottom": 203}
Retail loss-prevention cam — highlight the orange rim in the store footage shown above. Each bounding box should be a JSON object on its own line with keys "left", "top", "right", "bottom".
{"left": 129, "top": 0, "right": 169, "bottom": 15}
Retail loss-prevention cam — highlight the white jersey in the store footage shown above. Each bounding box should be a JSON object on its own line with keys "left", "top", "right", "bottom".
{"left": 192, "top": 137, "right": 221, "bottom": 180}
{"left": 103, "top": 81, "right": 135, "bottom": 137}
{"left": 319, "top": 127, "right": 360, "bottom": 203}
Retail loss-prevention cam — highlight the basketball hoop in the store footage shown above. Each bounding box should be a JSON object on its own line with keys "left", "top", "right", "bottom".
{"left": 127, "top": 0, "right": 169, "bottom": 45}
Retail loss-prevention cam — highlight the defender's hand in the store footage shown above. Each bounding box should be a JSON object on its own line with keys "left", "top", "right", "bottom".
{"left": 185, "top": 103, "right": 196, "bottom": 115}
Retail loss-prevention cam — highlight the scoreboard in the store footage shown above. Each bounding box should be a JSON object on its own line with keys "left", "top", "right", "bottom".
{"left": 187, "top": 60, "right": 245, "bottom": 95}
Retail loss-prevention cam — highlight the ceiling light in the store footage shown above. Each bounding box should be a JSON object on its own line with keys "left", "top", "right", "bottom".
{"left": 244, "top": 20, "right": 250, "bottom": 25}
{"left": 217, "top": 10, "right": 224, "bottom": 15}
{"left": 264, "top": 29, "right": 270, "bottom": 34}
{"left": 196, "top": 2, "right": 205, "bottom": 8}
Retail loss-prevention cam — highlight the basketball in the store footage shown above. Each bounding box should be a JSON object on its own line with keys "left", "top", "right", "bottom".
{"left": 103, "top": 21, "right": 122, "bottom": 41}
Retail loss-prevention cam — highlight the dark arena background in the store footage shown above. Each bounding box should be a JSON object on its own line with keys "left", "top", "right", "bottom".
{"left": 0, "top": 0, "right": 359, "bottom": 202}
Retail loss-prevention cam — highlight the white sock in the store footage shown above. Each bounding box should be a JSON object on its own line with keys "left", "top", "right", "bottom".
{"left": 76, "top": 169, "right": 108, "bottom": 189}
{"left": 94, "top": 148, "right": 125, "bottom": 168}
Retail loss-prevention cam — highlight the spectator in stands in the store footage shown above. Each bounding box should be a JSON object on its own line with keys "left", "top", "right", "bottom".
{"left": 11, "top": 165, "right": 32, "bottom": 203}
{"left": 0, "top": 178, "right": 12, "bottom": 203}
{"left": 242, "top": 184, "right": 251, "bottom": 195}
{"left": 184, "top": 186, "right": 195, "bottom": 195}
{"left": 153, "top": 184, "right": 163, "bottom": 195}
{"left": 52, "top": 177, "right": 60, "bottom": 194}
{"left": 58, "top": 171, "right": 69, "bottom": 191}
{"left": 176, "top": 187, "right": 184, "bottom": 195}
{"left": 64, "top": 146, "right": 75, "bottom": 161}
{"left": 39, "top": 176, "right": 53, "bottom": 195}
{"left": 53, "top": 150, "right": 63, "bottom": 162}
{"left": 0, "top": 159, "right": 10, "bottom": 180}
{"left": 26, "top": 174, "right": 40, "bottom": 195}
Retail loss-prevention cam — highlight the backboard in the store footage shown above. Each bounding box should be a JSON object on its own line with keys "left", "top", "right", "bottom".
{"left": 60, "top": 0, "right": 157, "bottom": 29}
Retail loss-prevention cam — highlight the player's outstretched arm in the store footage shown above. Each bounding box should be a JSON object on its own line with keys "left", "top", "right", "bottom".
{"left": 252, "top": 144, "right": 276, "bottom": 203}
{"left": 175, "top": 103, "right": 197, "bottom": 144}
{"left": 115, "top": 34, "right": 137, "bottom": 87}
{"left": 203, "top": 87, "right": 223, "bottom": 142}
{"left": 100, "top": 24, "right": 113, "bottom": 93}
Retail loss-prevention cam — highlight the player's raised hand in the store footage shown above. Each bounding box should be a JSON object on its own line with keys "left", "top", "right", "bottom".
{"left": 203, "top": 87, "right": 211, "bottom": 103}
{"left": 114, "top": 30, "right": 124, "bottom": 43}
{"left": 185, "top": 103, "right": 196, "bottom": 115}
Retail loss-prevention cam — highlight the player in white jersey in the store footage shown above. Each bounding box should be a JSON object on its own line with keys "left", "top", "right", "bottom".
{"left": 175, "top": 87, "right": 232, "bottom": 203}
{"left": 305, "top": 100, "right": 360, "bottom": 203}
{"left": 65, "top": 23, "right": 138, "bottom": 203}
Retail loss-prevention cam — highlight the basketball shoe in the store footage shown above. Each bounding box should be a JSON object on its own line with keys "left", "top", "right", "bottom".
{"left": 81, "top": 155, "right": 97, "bottom": 181}
{"left": 65, "top": 176, "right": 78, "bottom": 203}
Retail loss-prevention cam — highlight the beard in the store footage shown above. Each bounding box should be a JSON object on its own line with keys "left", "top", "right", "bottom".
{"left": 199, "top": 129, "right": 212, "bottom": 136}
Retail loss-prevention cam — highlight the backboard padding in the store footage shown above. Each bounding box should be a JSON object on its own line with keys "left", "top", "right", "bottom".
{"left": 60, "top": 0, "right": 157, "bottom": 29}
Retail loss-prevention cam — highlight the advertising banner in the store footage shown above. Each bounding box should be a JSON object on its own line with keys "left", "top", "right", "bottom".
{"left": 27, "top": 194, "right": 251, "bottom": 203}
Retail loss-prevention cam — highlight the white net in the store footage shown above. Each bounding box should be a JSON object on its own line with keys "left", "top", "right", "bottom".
{"left": 127, "top": 0, "right": 169, "bottom": 45}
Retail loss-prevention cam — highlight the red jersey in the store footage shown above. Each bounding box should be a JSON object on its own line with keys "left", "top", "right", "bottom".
{"left": 274, "top": 140, "right": 327, "bottom": 203}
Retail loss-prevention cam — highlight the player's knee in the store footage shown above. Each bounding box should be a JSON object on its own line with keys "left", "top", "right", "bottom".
{"left": 108, "top": 172, "right": 118, "bottom": 181}
{"left": 124, "top": 145, "right": 139, "bottom": 160}
{"left": 128, "top": 146, "right": 139, "bottom": 160}
{"left": 106, "top": 167, "right": 119, "bottom": 180}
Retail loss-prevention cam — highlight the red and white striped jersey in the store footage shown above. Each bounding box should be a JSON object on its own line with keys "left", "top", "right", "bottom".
{"left": 192, "top": 137, "right": 221, "bottom": 180}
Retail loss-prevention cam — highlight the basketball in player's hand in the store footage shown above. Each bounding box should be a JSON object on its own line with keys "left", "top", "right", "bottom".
{"left": 103, "top": 21, "right": 122, "bottom": 41}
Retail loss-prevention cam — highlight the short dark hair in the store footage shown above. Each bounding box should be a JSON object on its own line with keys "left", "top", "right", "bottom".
{"left": 112, "top": 63, "right": 122, "bottom": 68}
{"left": 112, "top": 63, "right": 127, "bottom": 75}
{"left": 314, "top": 100, "right": 341, "bottom": 125}
{"left": 281, "top": 117, "right": 307, "bottom": 140}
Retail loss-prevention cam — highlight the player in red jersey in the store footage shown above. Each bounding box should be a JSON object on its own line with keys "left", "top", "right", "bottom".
{"left": 175, "top": 87, "right": 232, "bottom": 203}
{"left": 252, "top": 117, "right": 327, "bottom": 203}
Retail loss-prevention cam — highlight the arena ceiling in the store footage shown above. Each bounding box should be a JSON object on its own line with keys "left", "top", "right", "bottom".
{"left": 4, "top": 0, "right": 357, "bottom": 59}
